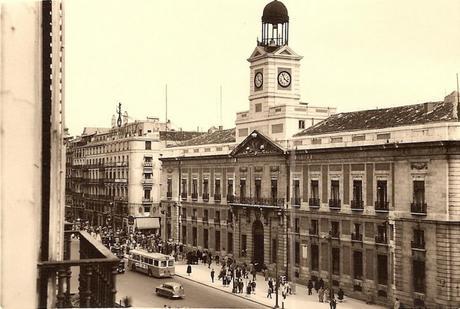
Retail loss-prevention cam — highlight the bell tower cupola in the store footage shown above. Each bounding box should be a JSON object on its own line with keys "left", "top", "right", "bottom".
{"left": 259, "top": 0, "right": 289, "bottom": 48}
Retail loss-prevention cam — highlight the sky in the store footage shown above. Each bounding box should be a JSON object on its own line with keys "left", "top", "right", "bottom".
{"left": 64, "top": 0, "right": 460, "bottom": 135}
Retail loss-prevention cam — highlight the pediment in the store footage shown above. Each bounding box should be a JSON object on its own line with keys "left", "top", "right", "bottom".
{"left": 273, "top": 45, "right": 301, "bottom": 58}
{"left": 230, "top": 130, "right": 285, "bottom": 157}
{"left": 248, "top": 46, "right": 268, "bottom": 60}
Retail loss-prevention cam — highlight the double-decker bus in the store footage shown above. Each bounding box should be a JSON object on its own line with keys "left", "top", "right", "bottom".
{"left": 127, "top": 249, "right": 175, "bottom": 278}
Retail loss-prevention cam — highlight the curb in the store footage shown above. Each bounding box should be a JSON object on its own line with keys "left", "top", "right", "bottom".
{"left": 174, "top": 273, "right": 273, "bottom": 309}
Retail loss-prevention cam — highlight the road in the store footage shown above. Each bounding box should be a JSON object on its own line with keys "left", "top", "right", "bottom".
{"left": 117, "top": 266, "right": 268, "bottom": 308}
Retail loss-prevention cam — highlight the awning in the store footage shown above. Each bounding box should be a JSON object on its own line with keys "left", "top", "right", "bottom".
{"left": 135, "top": 217, "right": 160, "bottom": 230}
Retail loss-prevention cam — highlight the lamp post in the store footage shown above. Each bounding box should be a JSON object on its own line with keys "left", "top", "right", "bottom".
{"left": 274, "top": 209, "right": 284, "bottom": 309}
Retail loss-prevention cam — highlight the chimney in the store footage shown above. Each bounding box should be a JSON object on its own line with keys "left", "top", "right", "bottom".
{"left": 444, "top": 91, "right": 460, "bottom": 120}
{"left": 423, "top": 102, "right": 436, "bottom": 114}
{"left": 218, "top": 125, "right": 223, "bottom": 131}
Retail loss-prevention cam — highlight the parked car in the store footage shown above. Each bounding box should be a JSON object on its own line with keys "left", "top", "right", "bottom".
{"left": 155, "top": 282, "right": 185, "bottom": 299}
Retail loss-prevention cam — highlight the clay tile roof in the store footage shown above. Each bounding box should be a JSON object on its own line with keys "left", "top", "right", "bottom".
{"left": 294, "top": 101, "right": 456, "bottom": 137}
{"left": 159, "top": 131, "right": 204, "bottom": 141}
{"left": 174, "top": 128, "right": 236, "bottom": 147}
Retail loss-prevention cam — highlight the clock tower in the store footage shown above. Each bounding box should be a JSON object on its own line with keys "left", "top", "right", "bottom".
{"left": 235, "top": 0, "right": 334, "bottom": 144}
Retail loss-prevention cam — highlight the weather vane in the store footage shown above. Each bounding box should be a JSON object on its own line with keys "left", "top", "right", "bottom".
{"left": 117, "top": 102, "right": 122, "bottom": 127}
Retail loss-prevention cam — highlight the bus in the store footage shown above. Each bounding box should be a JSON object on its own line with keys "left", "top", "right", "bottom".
{"left": 127, "top": 249, "right": 175, "bottom": 278}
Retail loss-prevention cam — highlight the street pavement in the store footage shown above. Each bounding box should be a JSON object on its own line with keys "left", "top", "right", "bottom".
{"left": 174, "top": 262, "right": 387, "bottom": 309}
{"left": 117, "top": 265, "right": 268, "bottom": 308}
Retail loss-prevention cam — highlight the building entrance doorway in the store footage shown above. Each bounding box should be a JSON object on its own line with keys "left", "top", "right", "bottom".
{"left": 252, "top": 220, "right": 264, "bottom": 271}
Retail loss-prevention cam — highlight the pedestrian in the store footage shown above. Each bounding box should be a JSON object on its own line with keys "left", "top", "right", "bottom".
{"left": 324, "top": 287, "right": 329, "bottom": 302}
{"left": 394, "top": 298, "right": 401, "bottom": 309}
{"left": 318, "top": 287, "right": 324, "bottom": 302}
{"left": 211, "top": 268, "right": 215, "bottom": 283}
{"left": 252, "top": 269, "right": 257, "bottom": 281}
{"left": 307, "top": 279, "right": 313, "bottom": 295}
{"left": 208, "top": 256, "right": 212, "bottom": 269}
{"left": 239, "top": 279, "right": 244, "bottom": 294}
{"left": 267, "top": 286, "right": 273, "bottom": 299}
{"left": 251, "top": 280, "right": 256, "bottom": 294}
{"left": 337, "top": 288, "right": 344, "bottom": 302}
{"left": 186, "top": 264, "right": 192, "bottom": 276}
{"left": 246, "top": 284, "right": 252, "bottom": 296}
{"left": 319, "top": 277, "right": 324, "bottom": 289}
{"left": 314, "top": 279, "right": 320, "bottom": 294}
{"left": 264, "top": 268, "right": 269, "bottom": 281}
{"left": 268, "top": 277, "right": 274, "bottom": 291}
{"left": 330, "top": 296, "right": 337, "bottom": 309}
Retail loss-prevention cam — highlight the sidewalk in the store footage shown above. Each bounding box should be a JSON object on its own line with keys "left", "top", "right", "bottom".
{"left": 175, "top": 262, "right": 386, "bottom": 309}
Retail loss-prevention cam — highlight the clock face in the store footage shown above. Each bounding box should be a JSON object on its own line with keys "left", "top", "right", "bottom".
{"left": 278, "top": 71, "right": 291, "bottom": 88}
{"left": 254, "top": 72, "right": 263, "bottom": 88}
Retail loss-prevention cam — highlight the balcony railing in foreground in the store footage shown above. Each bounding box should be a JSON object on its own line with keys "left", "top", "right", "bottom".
{"left": 38, "top": 225, "right": 119, "bottom": 308}
{"left": 228, "top": 196, "right": 285, "bottom": 207}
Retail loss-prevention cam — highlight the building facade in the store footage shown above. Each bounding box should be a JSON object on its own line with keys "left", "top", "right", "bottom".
{"left": 65, "top": 118, "right": 202, "bottom": 232}
{"left": 159, "top": 1, "right": 460, "bottom": 308}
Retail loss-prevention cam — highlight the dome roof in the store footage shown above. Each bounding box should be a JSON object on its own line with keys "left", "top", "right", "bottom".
{"left": 262, "top": 0, "right": 289, "bottom": 24}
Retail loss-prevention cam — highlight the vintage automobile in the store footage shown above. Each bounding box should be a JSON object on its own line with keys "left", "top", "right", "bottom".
{"left": 155, "top": 282, "right": 185, "bottom": 299}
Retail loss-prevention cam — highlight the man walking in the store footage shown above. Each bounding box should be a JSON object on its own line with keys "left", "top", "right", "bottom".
{"left": 210, "top": 268, "right": 215, "bottom": 283}
{"left": 307, "top": 279, "right": 313, "bottom": 295}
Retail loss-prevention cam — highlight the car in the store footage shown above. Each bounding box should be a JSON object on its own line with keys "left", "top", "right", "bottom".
{"left": 155, "top": 282, "right": 185, "bottom": 299}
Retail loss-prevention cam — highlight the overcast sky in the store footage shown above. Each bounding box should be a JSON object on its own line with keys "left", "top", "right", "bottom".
{"left": 64, "top": 0, "right": 460, "bottom": 135}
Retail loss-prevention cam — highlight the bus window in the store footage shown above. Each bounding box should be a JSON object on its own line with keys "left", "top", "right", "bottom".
{"left": 132, "top": 254, "right": 139, "bottom": 261}
{"left": 147, "top": 258, "right": 153, "bottom": 265}
{"left": 161, "top": 261, "right": 167, "bottom": 267}
{"left": 168, "top": 260, "right": 174, "bottom": 266}
{"left": 154, "top": 260, "right": 159, "bottom": 267}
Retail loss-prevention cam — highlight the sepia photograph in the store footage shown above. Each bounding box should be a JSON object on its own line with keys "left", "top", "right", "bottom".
{"left": 1, "top": 0, "right": 460, "bottom": 308}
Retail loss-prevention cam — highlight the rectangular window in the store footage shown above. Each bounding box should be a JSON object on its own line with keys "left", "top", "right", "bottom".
{"left": 192, "top": 227, "right": 197, "bottom": 246}
{"left": 353, "top": 180, "right": 363, "bottom": 202}
{"left": 352, "top": 135, "right": 365, "bottom": 142}
{"left": 227, "top": 179, "right": 234, "bottom": 196}
{"left": 311, "top": 180, "right": 319, "bottom": 199}
{"left": 255, "top": 103, "right": 262, "bottom": 112}
{"left": 298, "top": 120, "right": 305, "bottom": 129}
{"left": 377, "top": 255, "right": 388, "bottom": 285}
{"left": 413, "top": 180, "right": 425, "bottom": 204}
{"left": 272, "top": 239, "right": 277, "bottom": 263}
{"left": 227, "top": 209, "right": 233, "bottom": 222}
{"left": 294, "top": 218, "right": 300, "bottom": 233}
{"left": 203, "top": 209, "right": 209, "bottom": 221}
{"left": 255, "top": 178, "right": 261, "bottom": 199}
{"left": 413, "top": 229, "right": 425, "bottom": 248}
{"left": 311, "top": 219, "right": 318, "bottom": 235}
{"left": 144, "top": 189, "right": 151, "bottom": 199}
{"left": 376, "top": 180, "right": 387, "bottom": 203}
{"left": 203, "top": 178, "right": 209, "bottom": 194}
{"left": 271, "top": 123, "right": 284, "bottom": 134}
{"left": 145, "top": 141, "right": 151, "bottom": 150}
{"left": 312, "top": 138, "right": 322, "bottom": 145}
{"left": 271, "top": 179, "right": 278, "bottom": 200}
{"left": 241, "top": 235, "right": 247, "bottom": 256}
{"left": 215, "top": 179, "right": 221, "bottom": 195}
{"left": 331, "top": 221, "right": 340, "bottom": 238}
{"left": 293, "top": 179, "right": 300, "bottom": 201}
{"left": 413, "top": 260, "right": 426, "bottom": 293}
{"left": 377, "top": 133, "right": 391, "bottom": 140}
{"left": 215, "top": 211, "right": 220, "bottom": 223}
{"left": 204, "top": 229, "right": 209, "bottom": 248}
{"left": 167, "top": 178, "right": 172, "bottom": 197}
{"left": 228, "top": 232, "right": 233, "bottom": 253}
{"left": 240, "top": 179, "right": 246, "bottom": 198}
{"left": 181, "top": 179, "right": 187, "bottom": 195}
{"left": 353, "top": 251, "right": 363, "bottom": 279}
{"left": 182, "top": 226, "right": 186, "bottom": 244}
{"left": 238, "top": 128, "right": 248, "bottom": 137}
{"left": 332, "top": 248, "right": 340, "bottom": 275}
{"left": 215, "top": 230, "right": 221, "bottom": 251}
{"left": 331, "top": 180, "right": 340, "bottom": 201}
{"left": 311, "top": 244, "right": 319, "bottom": 271}
{"left": 295, "top": 242, "right": 300, "bottom": 265}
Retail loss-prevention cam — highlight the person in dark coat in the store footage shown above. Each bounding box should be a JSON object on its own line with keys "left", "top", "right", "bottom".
{"left": 210, "top": 268, "right": 215, "bottom": 283}
{"left": 330, "top": 296, "right": 337, "bottom": 309}
{"left": 319, "top": 278, "right": 324, "bottom": 289}
{"left": 307, "top": 279, "right": 313, "bottom": 295}
{"left": 337, "top": 288, "right": 344, "bottom": 302}
{"left": 186, "top": 264, "right": 192, "bottom": 276}
{"left": 314, "top": 279, "right": 320, "bottom": 293}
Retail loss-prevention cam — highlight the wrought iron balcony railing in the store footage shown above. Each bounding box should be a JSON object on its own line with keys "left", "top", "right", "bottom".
{"left": 309, "top": 197, "right": 320, "bottom": 208}
{"left": 37, "top": 224, "right": 119, "bottom": 308}
{"left": 229, "top": 196, "right": 285, "bottom": 207}
{"left": 214, "top": 194, "right": 221, "bottom": 202}
{"left": 330, "top": 231, "right": 340, "bottom": 239}
{"left": 191, "top": 193, "right": 198, "bottom": 201}
{"left": 375, "top": 201, "right": 390, "bottom": 212}
{"left": 350, "top": 200, "right": 364, "bottom": 211}
{"left": 329, "top": 199, "right": 341, "bottom": 210}
{"left": 411, "top": 202, "right": 427, "bottom": 215}
{"left": 351, "top": 233, "right": 363, "bottom": 242}
{"left": 166, "top": 192, "right": 172, "bottom": 199}
{"left": 411, "top": 241, "right": 426, "bottom": 250}
{"left": 226, "top": 195, "right": 235, "bottom": 203}
{"left": 309, "top": 228, "right": 319, "bottom": 236}
{"left": 202, "top": 193, "right": 209, "bottom": 201}
{"left": 375, "top": 235, "right": 388, "bottom": 244}
{"left": 181, "top": 192, "right": 187, "bottom": 200}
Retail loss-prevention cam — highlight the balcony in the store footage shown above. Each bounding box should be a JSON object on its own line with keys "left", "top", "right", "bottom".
{"left": 227, "top": 195, "right": 235, "bottom": 203}
{"left": 375, "top": 201, "right": 390, "bottom": 213}
{"left": 143, "top": 161, "right": 153, "bottom": 167}
{"left": 203, "top": 217, "right": 209, "bottom": 225}
{"left": 142, "top": 178, "right": 153, "bottom": 185}
{"left": 309, "top": 228, "right": 319, "bottom": 237}
{"left": 330, "top": 231, "right": 340, "bottom": 239}
{"left": 411, "top": 202, "right": 427, "bottom": 216}
{"left": 37, "top": 225, "right": 118, "bottom": 308}
{"left": 181, "top": 193, "right": 187, "bottom": 200}
{"left": 229, "top": 196, "right": 285, "bottom": 207}
{"left": 329, "top": 199, "right": 341, "bottom": 210}
{"left": 214, "top": 194, "right": 222, "bottom": 203}
{"left": 191, "top": 216, "right": 197, "bottom": 223}
{"left": 291, "top": 197, "right": 301, "bottom": 208}
{"left": 411, "top": 241, "right": 426, "bottom": 251}
{"left": 351, "top": 233, "right": 363, "bottom": 242}
{"left": 142, "top": 197, "right": 153, "bottom": 204}
{"left": 191, "top": 193, "right": 198, "bottom": 201}
{"left": 375, "top": 235, "right": 388, "bottom": 245}
{"left": 166, "top": 192, "right": 173, "bottom": 199}
{"left": 350, "top": 200, "right": 364, "bottom": 211}
{"left": 215, "top": 218, "right": 221, "bottom": 226}
{"left": 309, "top": 197, "right": 320, "bottom": 208}
{"left": 202, "top": 193, "right": 209, "bottom": 202}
